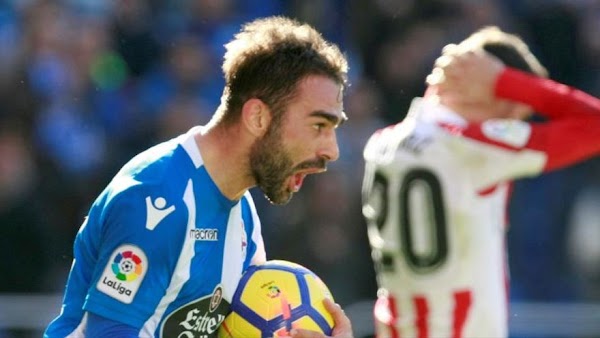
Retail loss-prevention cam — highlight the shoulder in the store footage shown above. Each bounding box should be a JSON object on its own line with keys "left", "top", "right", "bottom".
{"left": 93, "top": 139, "right": 196, "bottom": 224}
{"left": 120, "top": 137, "right": 190, "bottom": 184}
{"left": 461, "top": 118, "right": 532, "bottom": 150}
{"left": 479, "top": 119, "right": 532, "bottom": 148}
{"left": 364, "top": 117, "right": 424, "bottom": 164}
{"left": 110, "top": 136, "right": 197, "bottom": 199}
{"left": 364, "top": 124, "right": 398, "bottom": 161}
{"left": 364, "top": 97, "right": 435, "bottom": 161}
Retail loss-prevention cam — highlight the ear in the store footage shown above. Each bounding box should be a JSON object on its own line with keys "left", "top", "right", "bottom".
{"left": 241, "top": 98, "right": 271, "bottom": 137}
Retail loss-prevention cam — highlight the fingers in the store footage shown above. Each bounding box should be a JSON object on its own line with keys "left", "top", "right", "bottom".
{"left": 442, "top": 43, "right": 459, "bottom": 56}
{"left": 281, "top": 299, "right": 354, "bottom": 338}
{"left": 434, "top": 54, "right": 455, "bottom": 69}
{"left": 288, "top": 328, "right": 326, "bottom": 338}
{"left": 283, "top": 300, "right": 353, "bottom": 338}
{"left": 324, "top": 298, "right": 353, "bottom": 338}
{"left": 425, "top": 67, "right": 445, "bottom": 86}
{"left": 426, "top": 46, "right": 505, "bottom": 105}
{"left": 432, "top": 47, "right": 500, "bottom": 77}
{"left": 443, "top": 49, "right": 504, "bottom": 77}
{"left": 426, "top": 47, "right": 466, "bottom": 87}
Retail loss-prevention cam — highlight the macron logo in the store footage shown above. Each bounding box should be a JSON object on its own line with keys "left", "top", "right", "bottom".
{"left": 145, "top": 196, "right": 175, "bottom": 230}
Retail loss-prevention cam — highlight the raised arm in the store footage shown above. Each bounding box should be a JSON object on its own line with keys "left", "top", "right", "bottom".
{"left": 496, "top": 68, "right": 600, "bottom": 119}
{"left": 428, "top": 47, "right": 600, "bottom": 119}
{"left": 430, "top": 46, "right": 600, "bottom": 173}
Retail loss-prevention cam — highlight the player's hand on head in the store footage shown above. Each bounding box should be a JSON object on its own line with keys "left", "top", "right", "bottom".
{"left": 287, "top": 298, "right": 354, "bottom": 338}
{"left": 426, "top": 45, "right": 505, "bottom": 105}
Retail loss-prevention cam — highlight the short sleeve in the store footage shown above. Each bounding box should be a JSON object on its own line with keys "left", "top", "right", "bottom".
{"left": 83, "top": 183, "right": 188, "bottom": 329}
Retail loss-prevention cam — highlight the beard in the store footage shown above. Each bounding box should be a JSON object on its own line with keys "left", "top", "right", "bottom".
{"left": 249, "top": 122, "right": 296, "bottom": 205}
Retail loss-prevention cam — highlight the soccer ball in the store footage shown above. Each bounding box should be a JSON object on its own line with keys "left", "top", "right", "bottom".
{"left": 218, "top": 260, "right": 335, "bottom": 337}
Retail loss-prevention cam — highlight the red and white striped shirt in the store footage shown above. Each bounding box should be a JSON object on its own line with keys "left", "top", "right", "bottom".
{"left": 362, "top": 68, "right": 600, "bottom": 338}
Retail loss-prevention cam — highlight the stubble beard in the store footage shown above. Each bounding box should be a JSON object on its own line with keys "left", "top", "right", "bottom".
{"left": 250, "top": 123, "right": 295, "bottom": 205}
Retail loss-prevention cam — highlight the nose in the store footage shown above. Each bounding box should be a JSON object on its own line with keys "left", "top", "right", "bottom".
{"left": 317, "top": 131, "right": 340, "bottom": 162}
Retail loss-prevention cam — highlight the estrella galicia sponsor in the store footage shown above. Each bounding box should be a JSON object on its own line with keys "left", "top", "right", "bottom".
{"left": 161, "top": 285, "right": 229, "bottom": 338}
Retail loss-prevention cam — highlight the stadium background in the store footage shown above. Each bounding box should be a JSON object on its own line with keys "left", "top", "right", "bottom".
{"left": 0, "top": 0, "right": 599, "bottom": 337}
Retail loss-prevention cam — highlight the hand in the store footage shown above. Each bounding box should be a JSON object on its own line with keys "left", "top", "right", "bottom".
{"left": 426, "top": 44, "right": 505, "bottom": 105}
{"left": 286, "top": 298, "right": 354, "bottom": 338}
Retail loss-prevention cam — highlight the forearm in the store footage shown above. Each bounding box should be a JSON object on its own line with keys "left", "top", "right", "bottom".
{"left": 495, "top": 68, "right": 600, "bottom": 119}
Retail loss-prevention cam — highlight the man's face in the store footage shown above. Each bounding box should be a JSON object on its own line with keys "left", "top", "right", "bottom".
{"left": 250, "top": 75, "right": 346, "bottom": 205}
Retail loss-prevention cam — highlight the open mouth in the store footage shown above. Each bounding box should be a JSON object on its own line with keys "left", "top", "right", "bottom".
{"left": 289, "top": 173, "right": 306, "bottom": 192}
{"left": 287, "top": 167, "right": 325, "bottom": 192}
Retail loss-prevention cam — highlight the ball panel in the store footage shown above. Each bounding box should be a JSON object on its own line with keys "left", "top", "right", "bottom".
{"left": 305, "top": 274, "right": 335, "bottom": 329}
{"left": 272, "top": 315, "right": 325, "bottom": 336}
{"left": 221, "top": 260, "right": 335, "bottom": 337}
{"left": 239, "top": 269, "right": 303, "bottom": 321}
{"left": 266, "top": 306, "right": 333, "bottom": 336}
{"left": 217, "top": 311, "right": 262, "bottom": 338}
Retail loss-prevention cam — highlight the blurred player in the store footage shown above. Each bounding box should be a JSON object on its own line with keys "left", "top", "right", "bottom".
{"left": 44, "top": 16, "right": 353, "bottom": 338}
{"left": 362, "top": 26, "right": 600, "bottom": 338}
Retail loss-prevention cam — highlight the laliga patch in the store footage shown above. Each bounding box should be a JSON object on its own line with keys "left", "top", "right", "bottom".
{"left": 97, "top": 244, "right": 148, "bottom": 304}
{"left": 481, "top": 119, "right": 531, "bottom": 148}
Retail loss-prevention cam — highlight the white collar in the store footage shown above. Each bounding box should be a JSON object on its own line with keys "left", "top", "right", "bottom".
{"left": 180, "top": 126, "right": 205, "bottom": 169}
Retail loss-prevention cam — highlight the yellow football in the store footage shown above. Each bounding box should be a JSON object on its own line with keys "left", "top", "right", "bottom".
{"left": 218, "top": 260, "right": 335, "bottom": 337}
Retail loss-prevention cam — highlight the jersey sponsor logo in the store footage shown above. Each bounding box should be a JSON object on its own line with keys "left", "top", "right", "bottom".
{"left": 97, "top": 244, "right": 148, "bottom": 304}
{"left": 146, "top": 196, "right": 176, "bottom": 230}
{"left": 481, "top": 119, "right": 531, "bottom": 148}
{"left": 161, "top": 284, "right": 229, "bottom": 338}
{"left": 189, "top": 228, "right": 219, "bottom": 241}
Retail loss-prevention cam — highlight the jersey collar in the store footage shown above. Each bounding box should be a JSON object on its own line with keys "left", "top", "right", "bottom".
{"left": 180, "top": 126, "right": 205, "bottom": 169}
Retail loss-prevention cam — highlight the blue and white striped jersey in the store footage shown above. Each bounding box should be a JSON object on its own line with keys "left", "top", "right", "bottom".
{"left": 45, "top": 127, "right": 266, "bottom": 338}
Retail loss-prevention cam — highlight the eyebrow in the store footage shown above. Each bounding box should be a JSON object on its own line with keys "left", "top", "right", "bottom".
{"left": 311, "top": 110, "right": 348, "bottom": 127}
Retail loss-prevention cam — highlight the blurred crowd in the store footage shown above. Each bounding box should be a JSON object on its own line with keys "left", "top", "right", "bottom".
{"left": 1, "top": 0, "right": 600, "bottom": 330}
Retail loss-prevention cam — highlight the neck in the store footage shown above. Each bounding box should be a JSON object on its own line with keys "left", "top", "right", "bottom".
{"left": 196, "top": 123, "right": 256, "bottom": 201}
